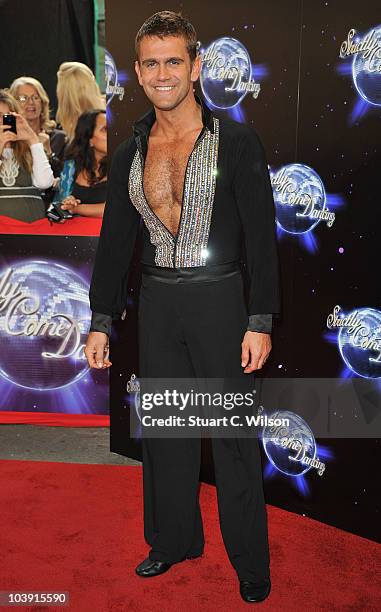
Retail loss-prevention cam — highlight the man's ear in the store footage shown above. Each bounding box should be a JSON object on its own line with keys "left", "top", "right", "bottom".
{"left": 190, "top": 54, "right": 202, "bottom": 83}
{"left": 135, "top": 60, "right": 143, "bottom": 86}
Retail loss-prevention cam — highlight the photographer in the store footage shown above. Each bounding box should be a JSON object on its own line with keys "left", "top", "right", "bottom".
{"left": 0, "top": 89, "right": 54, "bottom": 223}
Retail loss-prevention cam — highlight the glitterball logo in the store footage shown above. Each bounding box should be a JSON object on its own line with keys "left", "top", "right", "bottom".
{"left": 200, "top": 37, "right": 260, "bottom": 109}
{"left": 261, "top": 410, "right": 326, "bottom": 478}
{"left": 271, "top": 164, "right": 334, "bottom": 234}
{"left": 340, "top": 26, "right": 381, "bottom": 106}
{"left": 326, "top": 305, "right": 381, "bottom": 379}
{"left": 0, "top": 261, "right": 91, "bottom": 390}
{"left": 105, "top": 49, "right": 125, "bottom": 106}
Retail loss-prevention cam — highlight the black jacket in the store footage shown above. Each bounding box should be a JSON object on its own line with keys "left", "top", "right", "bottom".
{"left": 89, "top": 96, "right": 281, "bottom": 335}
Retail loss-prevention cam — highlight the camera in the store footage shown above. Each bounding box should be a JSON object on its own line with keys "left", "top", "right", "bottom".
{"left": 3, "top": 114, "right": 17, "bottom": 134}
{"left": 46, "top": 201, "right": 75, "bottom": 223}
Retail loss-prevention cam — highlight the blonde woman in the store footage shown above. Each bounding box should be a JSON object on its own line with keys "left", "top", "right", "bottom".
{"left": 0, "top": 90, "right": 53, "bottom": 222}
{"left": 56, "top": 62, "right": 105, "bottom": 142}
{"left": 10, "top": 76, "right": 66, "bottom": 177}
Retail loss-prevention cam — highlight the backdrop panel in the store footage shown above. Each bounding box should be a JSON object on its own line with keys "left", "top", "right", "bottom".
{"left": 268, "top": 0, "right": 380, "bottom": 540}
{"left": 104, "top": 0, "right": 380, "bottom": 542}
{"left": 0, "top": 235, "right": 109, "bottom": 420}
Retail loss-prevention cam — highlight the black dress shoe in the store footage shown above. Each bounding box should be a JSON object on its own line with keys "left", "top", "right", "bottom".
{"left": 239, "top": 578, "right": 271, "bottom": 603}
{"left": 135, "top": 557, "right": 172, "bottom": 577}
{"left": 135, "top": 551, "right": 204, "bottom": 577}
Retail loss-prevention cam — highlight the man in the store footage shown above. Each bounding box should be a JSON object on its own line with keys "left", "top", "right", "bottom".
{"left": 85, "top": 11, "right": 280, "bottom": 604}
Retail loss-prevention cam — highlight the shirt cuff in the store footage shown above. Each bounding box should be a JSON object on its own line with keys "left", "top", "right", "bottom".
{"left": 247, "top": 314, "right": 273, "bottom": 334}
{"left": 89, "top": 312, "right": 112, "bottom": 336}
{"left": 30, "top": 142, "right": 54, "bottom": 189}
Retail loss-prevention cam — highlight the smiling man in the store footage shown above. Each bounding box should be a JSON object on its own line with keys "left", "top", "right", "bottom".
{"left": 85, "top": 10, "right": 280, "bottom": 604}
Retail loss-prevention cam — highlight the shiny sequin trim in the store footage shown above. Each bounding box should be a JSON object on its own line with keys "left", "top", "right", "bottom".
{"left": 128, "top": 117, "right": 219, "bottom": 268}
{"left": 175, "top": 117, "right": 219, "bottom": 267}
{"left": 128, "top": 150, "right": 175, "bottom": 267}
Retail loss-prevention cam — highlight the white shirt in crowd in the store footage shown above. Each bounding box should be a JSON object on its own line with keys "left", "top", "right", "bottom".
{"left": 0, "top": 142, "right": 54, "bottom": 189}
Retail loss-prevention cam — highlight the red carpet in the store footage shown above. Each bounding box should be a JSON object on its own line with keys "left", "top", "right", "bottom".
{"left": 0, "top": 411, "right": 109, "bottom": 427}
{"left": 0, "top": 214, "right": 102, "bottom": 236}
{"left": 1, "top": 460, "right": 380, "bottom": 612}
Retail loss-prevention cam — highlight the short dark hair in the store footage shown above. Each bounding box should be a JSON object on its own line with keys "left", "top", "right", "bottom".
{"left": 135, "top": 11, "right": 199, "bottom": 62}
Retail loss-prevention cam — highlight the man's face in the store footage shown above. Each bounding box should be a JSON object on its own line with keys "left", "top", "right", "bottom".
{"left": 135, "top": 35, "right": 201, "bottom": 111}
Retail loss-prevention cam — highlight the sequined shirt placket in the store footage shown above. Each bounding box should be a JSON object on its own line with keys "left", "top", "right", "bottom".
{"left": 128, "top": 117, "right": 220, "bottom": 268}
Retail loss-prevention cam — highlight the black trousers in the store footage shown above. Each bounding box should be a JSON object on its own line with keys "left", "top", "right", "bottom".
{"left": 138, "top": 267, "right": 270, "bottom": 582}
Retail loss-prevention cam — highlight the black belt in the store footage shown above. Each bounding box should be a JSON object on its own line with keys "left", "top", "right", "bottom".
{"left": 142, "top": 262, "right": 240, "bottom": 283}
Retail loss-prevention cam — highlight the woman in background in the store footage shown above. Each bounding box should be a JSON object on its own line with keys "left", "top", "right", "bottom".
{"left": 59, "top": 109, "right": 107, "bottom": 219}
{"left": 56, "top": 62, "right": 105, "bottom": 143}
{"left": 9, "top": 76, "right": 66, "bottom": 177}
{"left": 0, "top": 89, "right": 53, "bottom": 222}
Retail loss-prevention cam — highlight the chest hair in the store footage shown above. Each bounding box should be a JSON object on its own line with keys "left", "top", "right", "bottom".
{"left": 143, "top": 138, "right": 197, "bottom": 236}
